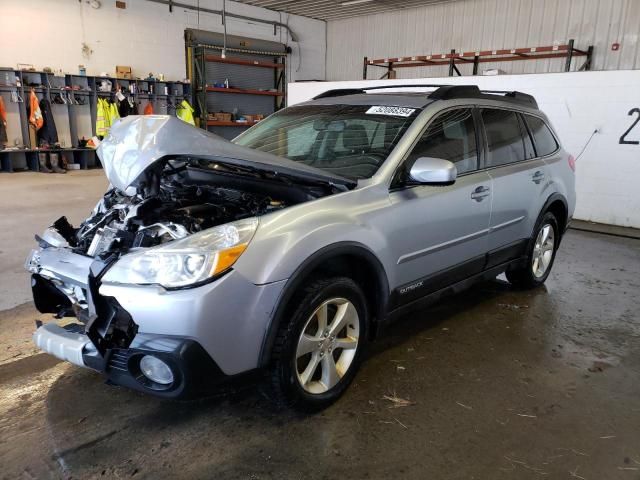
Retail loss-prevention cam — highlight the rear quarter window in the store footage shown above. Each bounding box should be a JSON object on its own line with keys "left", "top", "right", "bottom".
{"left": 524, "top": 115, "right": 559, "bottom": 157}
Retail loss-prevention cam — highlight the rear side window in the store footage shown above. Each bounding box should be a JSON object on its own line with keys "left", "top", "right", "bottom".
{"left": 524, "top": 115, "right": 559, "bottom": 157}
{"left": 407, "top": 108, "right": 479, "bottom": 175}
{"left": 481, "top": 109, "right": 528, "bottom": 167}
{"left": 519, "top": 114, "right": 536, "bottom": 160}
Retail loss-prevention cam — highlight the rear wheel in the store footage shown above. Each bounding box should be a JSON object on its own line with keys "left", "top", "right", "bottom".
{"left": 265, "top": 277, "right": 368, "bottom": 411}
{"left": 506, "top": 212, "right": 559, "bottom": 289}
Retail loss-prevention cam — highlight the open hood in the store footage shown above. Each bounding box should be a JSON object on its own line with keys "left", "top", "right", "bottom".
{"left": 97, "top": 116, "right": 356, "bottom": 194}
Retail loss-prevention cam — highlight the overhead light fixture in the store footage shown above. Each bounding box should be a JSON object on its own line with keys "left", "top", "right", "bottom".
{"left": 340, "top": 0, "right": 374, "bottom": 6}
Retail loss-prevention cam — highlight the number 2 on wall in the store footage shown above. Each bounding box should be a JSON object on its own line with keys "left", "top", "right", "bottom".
{"left": 619, "top": 108, "right": 640, "bottom": 145}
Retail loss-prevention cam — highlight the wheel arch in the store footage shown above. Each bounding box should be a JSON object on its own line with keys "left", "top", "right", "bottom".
{"left": 541, "top": 193, "right": 569, "bottom": 240}
{"left": 258, "top": 242, "right": 390, "bottom": 367}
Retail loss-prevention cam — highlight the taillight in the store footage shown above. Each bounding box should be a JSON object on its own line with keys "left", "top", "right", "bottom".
{"left": 568, "top": 154, "right": 576, "bottom": 172}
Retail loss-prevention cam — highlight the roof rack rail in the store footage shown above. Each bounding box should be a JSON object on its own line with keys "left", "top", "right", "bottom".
{"left": 312, "top": 84, "right": 449, "bottom": 99}
{"left": 312, "top": 84, "right": 538, "bottom": 109}
{"left": 428, "top": 85, "right": 538, "bottom": 108}
{"left": 479, "top": 89, "right": 539, "bottom": 108}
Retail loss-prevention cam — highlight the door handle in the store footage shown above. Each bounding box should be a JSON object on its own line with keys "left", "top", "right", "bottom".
{"left": 471, "top": 186, "right": 490, "bottom": 202}
{"left": 532, "top": 171, "right": 545, "bottom": 184}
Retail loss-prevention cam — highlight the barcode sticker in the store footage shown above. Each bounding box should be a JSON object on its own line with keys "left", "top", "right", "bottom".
{"left": 366, "top": 106, "right": 416, "bottom": 117}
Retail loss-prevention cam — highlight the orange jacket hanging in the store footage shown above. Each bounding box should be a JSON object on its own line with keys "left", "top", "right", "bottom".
{"left": 0, "top": 96, "right": 7, "bottom": 124}
{"left": 143, "top": 102, "right": 154, "bottom": 115}
{"left": 28, "top": 89, "right": 43, "bottom": 130}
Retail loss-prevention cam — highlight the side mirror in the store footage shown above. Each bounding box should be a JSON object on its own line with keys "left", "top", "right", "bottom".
{"left": 408, "top": 157, "right": 457, "bottom": 185}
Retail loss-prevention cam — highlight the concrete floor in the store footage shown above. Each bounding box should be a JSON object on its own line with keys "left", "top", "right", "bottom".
{"left": 0, "top": 170, "right": 108, "bottom": 311}
{"left": 1, "top": 172, "right": 639, "bottom": 479}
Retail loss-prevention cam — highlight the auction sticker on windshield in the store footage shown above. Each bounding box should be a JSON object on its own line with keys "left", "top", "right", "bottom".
{"left": 366, "top": 106, "right": 416, "bottom": 117}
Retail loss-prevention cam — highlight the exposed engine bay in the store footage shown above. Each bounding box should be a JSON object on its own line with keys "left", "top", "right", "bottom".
{"left": 48, "top": 157, "right": 335, "bottom": 259}
{"left": 27, "top": 115, "right": 354, "bottom": 362}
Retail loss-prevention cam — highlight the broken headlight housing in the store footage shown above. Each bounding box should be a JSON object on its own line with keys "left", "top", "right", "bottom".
{"left": 101, "top": 217, "right": 259, "bottom": 288}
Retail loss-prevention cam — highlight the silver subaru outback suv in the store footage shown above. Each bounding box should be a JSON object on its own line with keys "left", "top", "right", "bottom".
{"left": 26, "top": 85, "right": 575, "bottom": 410}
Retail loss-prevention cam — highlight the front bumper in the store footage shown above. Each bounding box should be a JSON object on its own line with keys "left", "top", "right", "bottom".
{"left": 27, "top": 246, "right": 287, "bottom": 396}
{"left": 33, "top": 320, "right": 227, "bottom": 398}
{"left": 33, "top": 322, "right": 92, "bottom": 367}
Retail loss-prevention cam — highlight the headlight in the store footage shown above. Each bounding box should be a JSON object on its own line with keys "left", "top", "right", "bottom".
{"left": 102, "top": 217, "right": 258, "bottom": 288}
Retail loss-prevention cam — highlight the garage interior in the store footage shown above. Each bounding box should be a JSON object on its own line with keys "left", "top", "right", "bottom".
{"left": 1, "top": 0, "right": 639, "bottom": 479}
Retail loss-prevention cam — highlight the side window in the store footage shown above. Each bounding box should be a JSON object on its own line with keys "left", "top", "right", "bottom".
{"left": 481, "top": 109, "right": 527, "bottom": 167}
{"left": 406, "top": 108, "right": 479, "bottom": 175}
{"left": 519, "top": 114, "right": 536, "bottom": 160}
{"left": 524, "top": 115, "right": 559, "bottom": 157}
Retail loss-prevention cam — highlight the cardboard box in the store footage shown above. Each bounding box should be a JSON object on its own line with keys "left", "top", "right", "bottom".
{"left": 214, "top": 112, "right": 232, "bottom": 122}
{"left": 116, "top": 66, "right": 132, "bottom": 79}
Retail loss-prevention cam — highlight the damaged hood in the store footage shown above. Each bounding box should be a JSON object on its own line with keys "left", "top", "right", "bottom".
{"left": 97, "top": 115, "right": 356, "bottom": 194}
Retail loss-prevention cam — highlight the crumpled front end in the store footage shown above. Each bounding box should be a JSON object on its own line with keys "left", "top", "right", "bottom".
{"left": 27, "top": 245, "right": 98, "bottom": 368}
{"left": 24, "top": 114, "right": 336, "bottom": 398}
{"left": 26, "top": 243, "right": 140, "bottom": 371}
{"left": 25, "top": 230, "right": 286, "bottom": 398}
{"left": 26, "top": 243, "right": 231, "bottom": 398}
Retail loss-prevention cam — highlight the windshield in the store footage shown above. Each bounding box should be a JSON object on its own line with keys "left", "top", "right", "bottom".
{"left": 233, "top": 104, "right": 419, "bottom": 180}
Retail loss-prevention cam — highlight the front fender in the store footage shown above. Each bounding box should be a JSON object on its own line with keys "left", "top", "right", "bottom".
{"left": 233, "top": 184, "right": 396, "bottom": 287}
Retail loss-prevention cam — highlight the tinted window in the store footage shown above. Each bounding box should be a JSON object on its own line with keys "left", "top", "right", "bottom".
{"left": 481, "top": 109, "right": 527, "bottom": 167}
{"left": 519, "top": 114, "right": 536, "bottom": 160}
{"left": 407, "top": 108, "right": 478, "bottom": 175}
{"left": 525, "top": 115, "right": 558, "bottom": 157}
{"left": 234, "top": 104, "right": 417, "bottom": 179}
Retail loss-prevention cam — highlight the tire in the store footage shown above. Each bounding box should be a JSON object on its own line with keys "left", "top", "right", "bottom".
{"left": 506, "top": 212, "right": 559, "bottom": 289}
{"left": 264, "top": 276, "right": 368, "bottom": 411}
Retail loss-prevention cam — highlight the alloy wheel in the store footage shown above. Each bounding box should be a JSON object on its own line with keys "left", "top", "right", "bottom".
{"left": 532, "top": 224, "right": 555, "bottom": 278}
{"left": 295, "top": 297, "right": 360, "bottom": 394}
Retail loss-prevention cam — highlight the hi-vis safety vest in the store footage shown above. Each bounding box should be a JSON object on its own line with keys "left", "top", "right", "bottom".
{"left": 109, "top": 102, "right": 120, "bottom": 126}
{"left": 176, "top": 100, "right": 195, "bottom": 126}
{"left": 96, "top": 98, "right": 106, "bottom": 136}
{"left": 96, "top": 98, "right": 121, "bottom": 137}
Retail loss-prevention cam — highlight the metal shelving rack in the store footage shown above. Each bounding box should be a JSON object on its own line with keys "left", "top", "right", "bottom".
{"left": 191, "top": 45, "right": 287, "bottom": 140}
{"left": 363, "top": 39, "right": 594, "bottom": 79}
{"left": 0, "top": 70, "right": 192, "bottom": 173}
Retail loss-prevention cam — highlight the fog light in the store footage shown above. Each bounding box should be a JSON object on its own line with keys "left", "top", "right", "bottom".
{"left": 139, "top": 355, "right": 174, "bottom": 385}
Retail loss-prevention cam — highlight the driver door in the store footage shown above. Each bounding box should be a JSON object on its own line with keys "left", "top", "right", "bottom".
{"left": 385, "top": 107, "right": 492, "bottom": 305}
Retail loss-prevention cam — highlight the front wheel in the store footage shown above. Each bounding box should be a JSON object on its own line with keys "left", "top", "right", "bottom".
{"left": 506, "top": 212, "right": 559, "bottom": 289}
{"left": 264, "top": 277, "right": 368, "bottom": 411}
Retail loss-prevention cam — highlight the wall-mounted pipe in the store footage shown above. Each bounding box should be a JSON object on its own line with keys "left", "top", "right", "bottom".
{"left": 144, "top": 0, "right": 298, "bottom": 42}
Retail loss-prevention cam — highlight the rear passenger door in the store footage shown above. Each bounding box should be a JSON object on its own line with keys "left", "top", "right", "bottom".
{"left": 480, "top": 108, "right": 549, "bottom": 266}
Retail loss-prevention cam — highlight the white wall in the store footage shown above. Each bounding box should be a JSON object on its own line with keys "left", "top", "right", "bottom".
{"left": 327, "top": 0, "right": 640, "bottom": 81}
{"left": 289, "top": 70, "right": 640, "bottom": 228}
{"left": 0, "top": 0, "right": 326, "bottom": 82}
